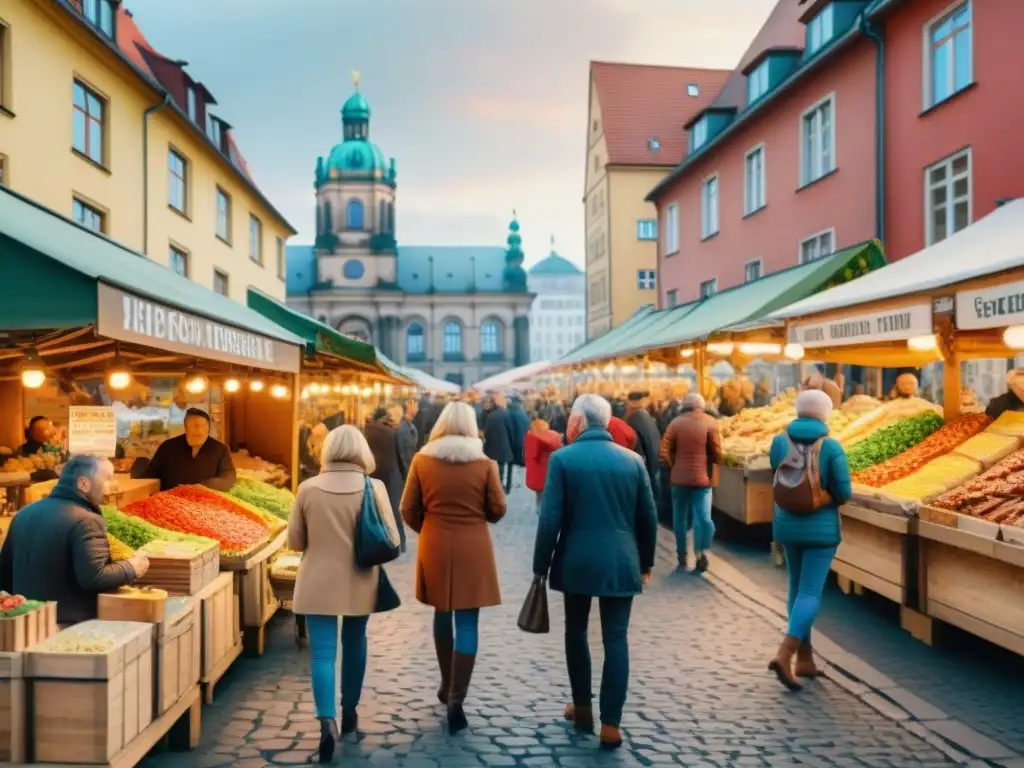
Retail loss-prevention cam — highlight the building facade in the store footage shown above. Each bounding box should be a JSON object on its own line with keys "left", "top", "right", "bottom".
{"left": 584, "top": 62, "right": 730, "bottom": 339}
{"left": 648, "top": 0, "right": 878, "bottom": 306}
{"left": 527, "top": 244, "right": 585, "bottom": 362}
{"left": 0, "top": 0, "right": 294, "bottom": 302}
{"left": 286, "top": 82, "right": 532, "bottom": 388}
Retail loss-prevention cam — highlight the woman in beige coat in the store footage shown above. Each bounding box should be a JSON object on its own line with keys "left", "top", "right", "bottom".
{"left": 400, "top": 401, "right": 506, "bottom": 734}
{"left": 288, "top": 425, "right": 400, "bottom": 762}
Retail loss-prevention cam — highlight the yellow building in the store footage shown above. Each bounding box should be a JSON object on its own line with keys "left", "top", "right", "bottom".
{"left": 0, "top": 0, "right": 294, "bottom": 303}
{"left": 584, "top": 62, "right": 729, "bottom": 339}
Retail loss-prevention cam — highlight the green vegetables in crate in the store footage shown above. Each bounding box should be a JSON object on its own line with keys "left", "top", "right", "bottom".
{"left": 102, "top": 506, "right": 217, "bottom": 550}
{"left": 845, "top": 411, "right": 944, "bottom": 473}
{"left": 228, "top": 478, "right": 295, "bottom": 520}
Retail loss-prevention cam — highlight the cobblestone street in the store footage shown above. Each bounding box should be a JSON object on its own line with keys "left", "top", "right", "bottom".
{"left": 143, "top": 483, "right": 1020, "bottom": 767}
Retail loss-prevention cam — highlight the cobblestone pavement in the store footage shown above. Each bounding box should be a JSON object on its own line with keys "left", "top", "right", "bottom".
{"left": 143, "top": 483, "right": 987, "bottom": 767}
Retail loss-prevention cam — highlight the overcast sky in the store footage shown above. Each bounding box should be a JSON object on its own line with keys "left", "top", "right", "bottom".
{"left": 124, "top": 0, "right": 774, "bottom": 267}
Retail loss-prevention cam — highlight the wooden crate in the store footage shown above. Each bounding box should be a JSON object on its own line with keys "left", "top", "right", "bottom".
{"left": 0, "top": 651, "right": 25, "bottom": 763}
{"left": 832, "top": 504, "right": 911, "bottom": 604}
{"left": 136, "top": 540, "right": 221, "bottom": 595}
{"left": 744, "top": 471, "right": 775, "bottom": 525}
{"left": 154, "top": 599, "right": 200, "bottom": 717}
{"left": 192, "top": 572, "right": 241, "bottom": 705}
{"left": 712, "top": 466, "right": 745, "bottom": 521}
{"left": 0, "top": 602, "right": 57, "bottom": 652}
{"left": 27, "top": 620, "right": 155, "bottom": 764}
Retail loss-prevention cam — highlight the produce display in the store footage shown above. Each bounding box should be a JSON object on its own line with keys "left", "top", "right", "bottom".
{"left": 934, "top": 449, "right": 1024, "bottom": 526}
{"left": 103, "top": 506, "right": 216, "bottom": 551}
{"left": 210, "top": 489, "right": 287, "bottom": 534}
{"left": 852, "top": 414, "right": 990, "bottom": 487}
{"left": 986, "top": 410, "right": 1024, "bottom": 438}
{"left": 228, "top": 478, "right": 295, "bottom": 520}
{"left": 1, "top": 452, "right": 59, "bottom": 474}
{"left": 840, "top": 395, "right": 882, "bottom": 417}
{"left": 0, "top": 594, "right": 41, "bottom": 617}
{"left": 845, "top": 411, "right": 945, "bottom": 473}
{"left": 880, "top": 454, "right": 982, "bottom": 501}
{"left": 270, "top": 553, "right": 301, "bottom": 580}
{"left": 233, "top": 451, "right": 290, "bottom": 487}
{"left": 32, "top": 620, "right": 147, "bottom": 654}
{"left": 954, "top": 432, "right": 1021, "bottom": 468}
{"left": 720, "top": 389, "right": 853, "bottom": 461}
{"left": 835, "top": 397, "right": 941, "bottom": 447}
{"left": 107, "top": 534, "right": 135, "bottom": 561}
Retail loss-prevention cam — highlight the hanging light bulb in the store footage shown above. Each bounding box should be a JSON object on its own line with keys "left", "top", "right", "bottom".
{"left": 301, "top": 387, "right": 310, "bottom": 399}
{"left": 333, "top": 383, "right": 343, "bottom": 393}
{"left": 183, "top": 366, "right": 209, "bottom": 394}
{"left": 361, "top": 387, "right": 373, "bottom": 398}
{"left": 706, "top": 342, "right": 735, "bottom": 356}
{"left": 373, "top": 382, "right": 382, "bottom": 394}
{"left": 679, "top": 348, "right": 695, "bottom": 359}
{"left": 249, "top": 377, "right": 265, "bottom": 393}
{"left": 783, "top": 343, "right": 806, "bottom": 361}
{"left": 105, "top": 349, "right": 133, "bottom": 391}
{"left": 738, "top": 342, "right": 783, "bottom": 356}
{"left": 20, "top": 347, "right": 46, "bottom": 389}
{"left": 384, "top": 384, "right": 393, "bottom": 395}
{"left": 907, "top": 334, "right": 938, "bottom": 353}
{"left": 270, "top": 382, "right": 289, "bottom": 399}
{"left": 224, "top": 377, "right": 242, "bottom": 394}
{"left": 1004, "top": 326, "right": 1024, "bottom": 350}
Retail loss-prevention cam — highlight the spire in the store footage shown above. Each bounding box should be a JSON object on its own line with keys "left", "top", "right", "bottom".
{"left": 341, "top": 71, "right": 370, "bottom": 138}
{"left": 352, "top": 69, "right": 361, "bottom": 90}
{"left": 506, "top": 210, "right": 523, "bottom": 260}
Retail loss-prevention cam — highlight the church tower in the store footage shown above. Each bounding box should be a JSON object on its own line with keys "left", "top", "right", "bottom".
{"left": 313, "top": 73, "right": 398, "bottom": 289}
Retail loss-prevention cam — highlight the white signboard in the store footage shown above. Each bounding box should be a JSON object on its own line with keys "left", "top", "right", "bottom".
{"left": 956, "top": 280, "right": 1024, "bottom": 330}
{"left": 68, "top": 406, "right": 117, "bottom": 458}
{"left": 788, "top": 302, "right": 932, "bottom": 348}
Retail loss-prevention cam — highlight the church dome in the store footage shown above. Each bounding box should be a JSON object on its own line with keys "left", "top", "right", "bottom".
{"left": 341, "top": 91, "right": 371, "bottom": 122}
{"left": 315, "top": 77, "right": 396, "bottom": 188}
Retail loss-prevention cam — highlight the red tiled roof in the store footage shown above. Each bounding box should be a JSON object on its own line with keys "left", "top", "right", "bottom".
{"left": 590, "top": 62, "right": 731, "bottom": 166}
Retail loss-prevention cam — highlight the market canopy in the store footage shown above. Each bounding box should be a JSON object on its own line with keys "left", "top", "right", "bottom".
{"left": 768, "top": 199, "right": 1024, "bottom": 321}
{"left": 470, "top": 360, "right": 555, "bottom": 391}
{"left": 400, "top": 366, "right": 460, "bottom": 394}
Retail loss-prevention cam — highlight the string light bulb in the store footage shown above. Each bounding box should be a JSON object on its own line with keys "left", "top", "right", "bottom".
{"left": 105, "top": 350, "right": 133, "bottom": 391}
{"left": 783, "top": 343, "right": 806, "bottom": 361}
{"left": 270, "top": 383, "right": 289, "bottom": 399}
{"left": 907, "top": 334, "right": 938, "bottom": 353}
{"left": 20, "top": 347, "right": 46, "bottom": 389}
{"left": 224, "top": 378, "right": 241, "bottom": 394}
{"left": 249, "top": 377, "right": 265, "bottom": 393}
{"left": 183, "top": 366, "right": 209, "bottom": 394}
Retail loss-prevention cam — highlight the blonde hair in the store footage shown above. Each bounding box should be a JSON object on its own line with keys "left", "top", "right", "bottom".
{"left": 308, "top": 423, "right": 328, "bottom": 462}
{"left": 321, "top": 425, "right": 376, "bottom": 474}
{"left": 429, "top": 401, "right": 479, "bottom": 442}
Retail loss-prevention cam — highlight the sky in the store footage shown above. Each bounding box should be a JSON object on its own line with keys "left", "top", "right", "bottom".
{"left": 124, "top": 0, "right": 776, "bottom": 268}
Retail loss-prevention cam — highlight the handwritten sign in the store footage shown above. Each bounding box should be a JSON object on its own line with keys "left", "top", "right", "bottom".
{"left": 68, "top": 406, "right": 117, "bottom": 458}
{"left": 956, "top": 280, "right": 1024, "bottom": 330}
{"left": 788, "top": 303, "right": 932, "bottom": 348}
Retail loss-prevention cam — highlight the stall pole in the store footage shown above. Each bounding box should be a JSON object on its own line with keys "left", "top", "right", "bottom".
{"left": 935, "top": 311, "right": 961, "bottom": 418}
{"left": 290, "top": 374, "right": 301, "bottom": 494}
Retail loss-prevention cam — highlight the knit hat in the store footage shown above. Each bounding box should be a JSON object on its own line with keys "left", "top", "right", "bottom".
{"left": 795, "top": 389, "right": 833, "bottom": 422}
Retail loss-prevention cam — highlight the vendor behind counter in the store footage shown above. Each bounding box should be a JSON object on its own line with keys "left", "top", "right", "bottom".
{"left": 131, "top": 407, "right": 236, "bottom": 491}
{"left": 986, "top": 369, "right": 1024, "bottom": 419}
{"left": 17, "top": 415, "right": 60, "bottom": 482}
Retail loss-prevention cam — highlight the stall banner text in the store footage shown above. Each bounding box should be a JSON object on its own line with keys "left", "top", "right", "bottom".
{"left": 788, "top": 303, "right": 932, "bottom": 348}
{"left": 68, "top": 406, "right": 117, "bottom": 457}
{"left": 956, "top": 281, "right": 1024, "bottom": 331}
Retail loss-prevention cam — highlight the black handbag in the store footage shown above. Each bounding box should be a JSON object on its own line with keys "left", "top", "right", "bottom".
{"left": 355, "top": 476, "right": 400, "bottom": 568}
{"left": 374, "top": 568, "right": 401, "bottom": 613}
{"left": 517, "top": 575, "right": 550, "bottom": 634}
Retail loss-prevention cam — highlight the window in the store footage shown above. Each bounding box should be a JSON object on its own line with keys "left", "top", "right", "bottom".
{"left": 406, "top": 323, "right": 425, "bottom": 360}
{"left": 73, "top": 198, "right": 104, "bottom": 233}
{"left": 748, "top": 61, "right": 769, "bottom": 104}
{"left": 636, "top": 219, "right": 657, "bottom": 240}
{"left": 213, "top": 270, "right": 229, "bottom": 297}
{"left": 691, "top": 118, "right": 708, "bottom": 151}
{"left": 0, "top": 23, "right": 9, "bottom": 108}
{"left": 744, "top": 259, "right": 763, "bottom": 282}
{"left": 216, "top": 187, "right": 231, "bottom": 242}
{"left": 346, "top": 199, "right": 364, "bottom": 229}
{"left": 663, "top": 203, "right": 679, "bottom": 255}
{"left": 666, "top": 289, "right": 679, "bottom": 308}
{"left": 249, "top": 215, "right": 262, "bottom": 264}
{"left": 186, "top": 86, "right": 196, "bottom": 122}
{"left": 648, "top": 138, "right": 661, "bottom": 153}
{"left": 701, "top": 176, "right": 719, "bottom": 239}
{"left": 83, "top": 0, "right": 115, "bottom": 40}
{"left": 481, "top": 321, "right": 500, "bottom": 356}
{"left": 927, "top": 2, "right": 972, "bottom": 108}
{"left": 699, "top": 278, "right": 718, "bottom": 298}
{"left": 807, "top": 5, "right": 835, "bottom": 55}
{"left": 443, "top": 321, "right": 463, "bottom": 357}
{"left": 801, "top": 96, "right": 835, "bottom": 185}
{"left": 72, "top": 80, "right": 105, "bottom": 165}
{"left": 637, "top": 270, "right": 656, "bottom": 290}
{"left": 800, "top": 230, "right": 834, "bottom": 263}
{"left": 745, "top": 145, "right": 766, "bottom": 214}
{"left": 276, "top": 237, "right": 286, "bottom": 280}
{"left": 687, "top": 83, "right": 700, "bottom": 97}
{"left": 168, "top": 149, "right": 187, "bottom": 214}
{"left": 926, "top": 149, "right": 971, "bottom": 245}
{"left": 206, "top": 113, "right": 222, "bottom": 150}
{"left": 169, "top": 245, "right": 188, "bottom": 278}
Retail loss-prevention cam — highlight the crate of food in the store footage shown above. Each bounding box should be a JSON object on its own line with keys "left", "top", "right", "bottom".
{"left": 136, "top": 539, "right": 221, "bottom": 595}
{"left": 0, "top": 597, "right": 57, "bottom": 653}
{"left": 26, "top": 620, "right": 155, "bottom": 764}
{"left": 0, "top": 652, "right": 25, "bottom": 762}
{"left": 154, "top": 598, "right": 200, "bottom": 717}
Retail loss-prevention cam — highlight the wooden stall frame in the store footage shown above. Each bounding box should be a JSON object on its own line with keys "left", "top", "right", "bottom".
{"left": 221, "top": 532, "right": 286, "bottom": 658}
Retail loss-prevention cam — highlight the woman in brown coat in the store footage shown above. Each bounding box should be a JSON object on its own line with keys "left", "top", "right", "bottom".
{"left": 288, "top": 425, "right": 401, "bottom": 762}
{"left": 400, "top": 401, "right": 506, "bottom": 734}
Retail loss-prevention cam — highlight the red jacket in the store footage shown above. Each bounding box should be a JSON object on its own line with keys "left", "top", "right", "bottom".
{"left": 524, "top": 428, "right": 562, "bottom": 492}
{"left": 567, "top": 413, "right": 637, "bottom": 451}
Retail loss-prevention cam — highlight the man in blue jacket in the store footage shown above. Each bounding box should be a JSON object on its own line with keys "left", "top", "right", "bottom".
{"left": 532, "top": 393, "right": 658, "bottom": 750}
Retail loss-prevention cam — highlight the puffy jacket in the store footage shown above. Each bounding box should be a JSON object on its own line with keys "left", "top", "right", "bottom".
{"left": 525, "top": 428, "right": 562, "bottom": 492}
{"left": 770, "top": 417, "right": 852, "bottom": 547}
{"left": 567, "top": 413, "right": 636, "bottom": 451}
{"left": 659, "top": 410, "right": 722, "bottom": 487}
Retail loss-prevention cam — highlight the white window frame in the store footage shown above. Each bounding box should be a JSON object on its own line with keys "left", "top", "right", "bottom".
{"left": 666, "top": 289, "right": 679, "bottom": 308}
{"left": 748, "top": 61, "right": 770, "bottom": 104}
{"left": 922, "top": 0, "right": 972, "bottom": 110}
{"left": 637, "top": 269, "right": 657, "bottom": 290}
{"left": 663, "top": 203, "right": 679, "bottom": 255}
{"left": 636, "top": 219, "right": 657, "bottom": 240}
{"left": 213, "top": 269, "right": 229, "bottom": 297}
{"left": 701, "top": 174, "right": 719, "bottom": 239}
{"left": 691, "top": 117, "right": 708, "bottom": 151}
{"left": 744, "top": 259, "right": 763, "bottom": 283}
{"left": 807, "top": 4, "right": 835, "bottom": 56}
{"left": 799, "top": 228, "right": 836, "bottom": 264}
{"left": 924, "top": 147, "right": 972, "bottom": 246}
{"left": 800, "top": 93, "right": 836, "bottom": 186}
{"left": 744, "top": 143, "right": 766, "bottom": 215}
{"left": 169, "top": 244, "right": 189, "bottom": 278}
{"left": 699, "top": 278, "right": 718, "bottom": 299}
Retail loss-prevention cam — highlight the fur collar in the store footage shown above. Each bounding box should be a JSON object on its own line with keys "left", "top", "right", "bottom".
{"left": 419, "top": 435, "right": 486, "bottom": 463}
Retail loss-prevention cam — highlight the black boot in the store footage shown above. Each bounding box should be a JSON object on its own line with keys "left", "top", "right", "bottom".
{"left": 434, "top": 636, "right": 454, "bottom": 704}
{"left": 340, "top": 708, "right": 358, "bottom": 735}
{"left": 447, "top": 651, "right": 476, "bottom": 734}
{"left": 694, "top": 553, "right": 709, "bottom": 574}
{"left": 315, "top": 717, "right": 339, "bottom": 763}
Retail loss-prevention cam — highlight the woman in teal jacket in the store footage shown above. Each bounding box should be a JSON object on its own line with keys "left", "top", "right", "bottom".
{"left": 768, "top": 389, "right": 852, "bottom": 691}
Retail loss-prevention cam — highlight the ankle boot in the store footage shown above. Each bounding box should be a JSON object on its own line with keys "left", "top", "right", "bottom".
{"left": 795, "top": 640, "right": 825, "bottom": 678}
{"left": 600, "top": 724, "right": 623, "bottom": 749}
{"left": 315, "top": 717, "right": 339, "bottom": 763}
{"left": 563, "top": 703, "right": 594, "bottom": 732}
{"left": 768, "top": 635, "right": 803, "bottom": 691}
{"left": 434, "top": 636, "right": 454, "bottom": 704}
{"left": 340, "top": 708, "right": 358, "bottom": 735}
{"left": 446, "top": 651, "right": 476, "bottom": 734}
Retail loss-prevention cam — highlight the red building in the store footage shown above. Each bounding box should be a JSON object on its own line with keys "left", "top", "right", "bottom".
{"left": 875, "top": 0, "right": 1024, "bottom": 261}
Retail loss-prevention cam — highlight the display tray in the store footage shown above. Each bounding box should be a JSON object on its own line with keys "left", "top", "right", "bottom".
{"left": 0, "top": 601, "right": 58, "bottom": 652}
{"left": 136, "top": 540, "right": 221, "bottom": 595}
{"left": 219, "top": 532, "right": 288, "bottom": 572}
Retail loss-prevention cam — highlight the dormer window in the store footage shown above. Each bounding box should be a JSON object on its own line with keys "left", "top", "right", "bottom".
{"left": 687, "top": 83, "right": 700, "bottom": 97}
{"left": 206, "top": 113, "right": 223, "bottom": 150}
{"left": 83, "top": 0, "right": 116, "bottom": 40}
{"left": 807, "top": 5, "right": 835, "bottom": 56}
{"left": 691, "top": 117, "right": 708, "bottom": 151}
{"left": 748, "top": 61, "right": 770, "bottom": 105}
{"left": 186, "top": 86, "right": 197, "bottom": 122}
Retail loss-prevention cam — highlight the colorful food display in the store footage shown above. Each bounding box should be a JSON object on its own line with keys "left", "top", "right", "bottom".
{"left": 845, "top": 411, "right": 944, "bottom": 473}
{"left": 880, "top": 454, "right": 982, "bottom": 501}
{"left": 954, "top": 432, "right": 1020, "bottom": 468}
{"left": 107, "top": 534, "right": 135, "bottom": 561}
{"left": 0, "top": 594, "right": 40, "bottom": 617}
{"left": 840, "top": 395, "right": 882, "bottom": 417}
{"left": 933, "top": 449, "right": 1024, "bottom": 526}
{"left": 228, "top": 478, "right": 294, "bottom": 520}
{"left": 835, "top": 397, "right": 941, "bottom": 447}
{"left": 985, "top": 410, "right": 1024, "bottom": 438}
{"left": 1, "top": 452, "right": 59, "bottom": 473}
{"left": 210, "top": 489, "right": 287, "bottom": 534}
{"left": 102, "top": 506, "right": 216, "bottom": 550}
{"left": 233, "top": 451, "right": 290, "bottom": 487}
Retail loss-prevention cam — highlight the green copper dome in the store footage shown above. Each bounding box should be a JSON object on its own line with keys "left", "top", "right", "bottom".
{"left": 315, "top": 81, "right": 396, "bottom": 188}
{"left": 342, "top": 91, "right": 370, "bottom": 121}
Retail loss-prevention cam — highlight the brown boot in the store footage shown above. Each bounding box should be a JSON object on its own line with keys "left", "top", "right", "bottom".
{"left": 447, "top": 652, "right": 476, "bottom": 734}
{"left": 768, "top": 635, "right": 803, "bottom": 691}
{"left": 795, "top": 640, "right": 825, "bottom": 678}
{"left": 434, "top": 636, "right": 453, "bottom": 704}
{"left": 563, "top": 703, "right": 594, "bottom": 732}
{"left": 599, "top": 724, "right": 623, "bottom": 749}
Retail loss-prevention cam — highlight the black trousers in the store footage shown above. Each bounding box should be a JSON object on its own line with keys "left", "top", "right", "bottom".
{"left": 498, "top": 463, "right": 514, "bottom": 493}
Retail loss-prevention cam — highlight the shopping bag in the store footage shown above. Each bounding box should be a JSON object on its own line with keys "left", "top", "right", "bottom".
{"left": 374, "top": 568, "right": 401, "bottom": 613}
{"left": 517, "top": 575, "right": 550, "bottom": 634}
{"left": 355, "top": 476, "right": 400, "bottom": 568}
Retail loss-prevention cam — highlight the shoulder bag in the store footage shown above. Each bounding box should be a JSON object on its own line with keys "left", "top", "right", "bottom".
{"left": 355, "top": 476, "right": 401, "bottom": 568}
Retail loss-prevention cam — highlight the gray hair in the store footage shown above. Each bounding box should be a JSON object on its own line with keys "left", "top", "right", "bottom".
{"left": 571, "top": 393, "right": 612, "bottom": 429}
{"left": 57, "top": 455, "right": 103, "bottom": 489}
{"left": 321, "top": 425, "right": 376, "bottom": 474}
{"left": 682, "top": 393, "right": 706, "bottom": 412}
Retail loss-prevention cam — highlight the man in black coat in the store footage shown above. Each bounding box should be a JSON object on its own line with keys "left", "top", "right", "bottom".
{"left": 365, "top": 407, "right": 406, "bottom": 552}
{"left": 0, "top": 455, "right": 150, "bottom": 625}
{"left": 626, "top": 391, "right": 663, "bottom": 518}
{"left": 507, "top": 395, "right": 531, "bottom": 469}
{"left": 483, "top": 392, "right": 515, "bottom": 493}
{"left": 396, "top": 399, "right": 419, "bottom": 481}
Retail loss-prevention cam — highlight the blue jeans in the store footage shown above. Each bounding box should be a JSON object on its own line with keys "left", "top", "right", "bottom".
{"left": 433, "top": 608, "right": 480, "bottom": 655}
{"left": 306, "top": 615, "right": 369, "bottom": 719}
{"left": 564, "top": 594, "right": 633, "bottom": 728}
{"left": 670, "top": 485, "right": 715, "bottom": 558}
{"left": 783, "top": 545, "right": 838, "bottom": 640}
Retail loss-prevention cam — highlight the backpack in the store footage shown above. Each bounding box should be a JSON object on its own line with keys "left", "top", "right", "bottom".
{"left": 773, "top": 435, "right": 832, "bottom": 514}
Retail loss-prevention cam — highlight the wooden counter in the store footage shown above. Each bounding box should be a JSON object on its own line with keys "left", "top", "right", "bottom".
{"left": 833, "top": 504, "right": 912, "bottom": 604}
{"left": 25, "top": 476, "right": 159, "bottom": 507}
{"left": 713, "top": 466, "right": 774, "bottom": 525}
{"left": 222, "top": 533, "right": 286, "bottom": 658}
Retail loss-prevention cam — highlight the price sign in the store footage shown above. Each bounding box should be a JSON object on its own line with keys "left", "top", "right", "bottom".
{"left": 68, "top": 406, "right": 117, "bottom": 458}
